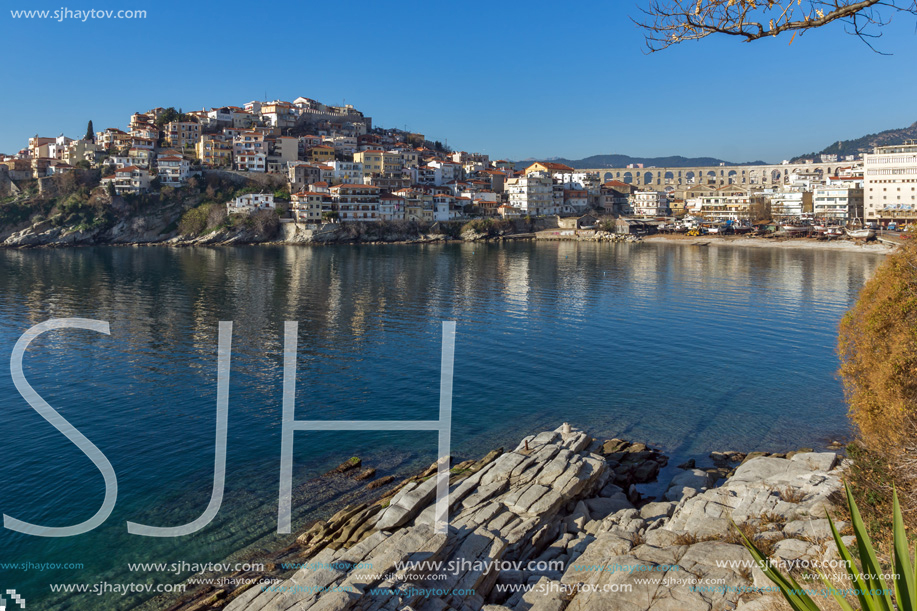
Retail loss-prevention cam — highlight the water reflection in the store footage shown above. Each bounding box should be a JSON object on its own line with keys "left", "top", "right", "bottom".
{"left": 0, "top": 241, "right": 883, "bottom": 610}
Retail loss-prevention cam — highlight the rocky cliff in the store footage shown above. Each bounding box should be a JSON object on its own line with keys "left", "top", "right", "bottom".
{"left": 166, "top": 425, "right": 845, "bottom": 611}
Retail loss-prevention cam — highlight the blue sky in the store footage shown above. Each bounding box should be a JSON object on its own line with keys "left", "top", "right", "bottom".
{"left": 1, "top": 0, "right": 915, "bottom": 162}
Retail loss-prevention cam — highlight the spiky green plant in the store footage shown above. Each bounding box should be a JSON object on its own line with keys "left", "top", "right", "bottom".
{"left": 736, "top": 483, "right": 913, "bottom": 611}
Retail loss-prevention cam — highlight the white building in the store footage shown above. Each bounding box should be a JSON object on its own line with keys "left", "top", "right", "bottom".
{"left": 631, "top": 190, "right": 670, "bottom": 217}
{"left": 427, "top": 160, "right": 459, "bottom": 184}
{"left": 813, "top": 181, "right": 864, "bottom": 221}
{"left": 235, "top": 151, "right": 266, "bottom": 172}
{"left": 101, "top": 166, "right": 151, "bottom": 195}
{"left": 47, "top": 135, "right": 74, "bottom": 160}
{"left": 764, "top": 189, "right": 808, "bottom": 219}
{"left": 156, "top": 156, "right": 191, "bottom": 185}
{"left": 432, "top": 194, "right": 457, "bottom": 221}
{"left": 227, "top": 193, "right": 275, "bottom": 214}
{"left": 863, "top": 142, "right": 917, "bottom": 226}
{"left": 506, "top": 173, "right": 555, "bottom": 216}
{"left": 328, "top": 160, "right": 364, "bottom": 184}
{"left": 379, "top": 194, "right": 405, "bottom": 221}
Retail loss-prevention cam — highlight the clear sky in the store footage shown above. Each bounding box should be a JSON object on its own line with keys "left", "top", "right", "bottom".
{"left": 2, "top": 0, "right": 915, "bottom": 163}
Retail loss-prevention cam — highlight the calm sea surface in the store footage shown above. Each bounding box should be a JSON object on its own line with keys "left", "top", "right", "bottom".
{"left": 0, "top": 242, "right": 883, "bottom": 608}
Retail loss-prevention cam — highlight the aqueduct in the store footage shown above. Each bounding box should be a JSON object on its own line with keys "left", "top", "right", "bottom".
{"left": 584, "top": 161, "right": 847, "bottom": 190}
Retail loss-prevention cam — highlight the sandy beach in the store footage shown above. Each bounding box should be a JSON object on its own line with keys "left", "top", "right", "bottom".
{"left": 644, "top": 234, "right": 897, "bottom": 254}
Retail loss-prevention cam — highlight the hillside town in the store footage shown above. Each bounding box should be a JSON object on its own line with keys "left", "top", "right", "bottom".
{"left": 1, "top": 96, "right": 915, "bottom": 235}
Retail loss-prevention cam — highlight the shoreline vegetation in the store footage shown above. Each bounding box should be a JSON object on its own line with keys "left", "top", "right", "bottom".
{"left": 141, "top": 425, "right": 850, "bottom": 611}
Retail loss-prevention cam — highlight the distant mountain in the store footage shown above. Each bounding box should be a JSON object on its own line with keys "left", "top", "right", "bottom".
{"left": 792, "top": 121, "right": 917, "bottom": 162}
{"left": 513, "top": 154, "right": 768, "bottom": 170}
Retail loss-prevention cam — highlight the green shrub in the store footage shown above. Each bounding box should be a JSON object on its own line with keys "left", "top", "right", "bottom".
{"left": 739, "top": 484, "right": 916, "bottom": 611}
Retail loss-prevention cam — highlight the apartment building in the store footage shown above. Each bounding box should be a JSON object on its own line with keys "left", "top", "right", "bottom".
{"left": 164, "top": 120, "right": 201, "bottom": 149}
{"left": 506, "top": 173, "right": 555, "bottom": 216}
{"left": 863, "top": 142, "right": 917, "bottom": 226}
{"left": 156, "top": 156, "right": 191, "bottom": 185}
{"left": 290, "top": 191, "right": 331, "bottom": 222}
{"left": 197, "top": 134, "right": 232, "bottom": 167}
{"left": 631, "top": 190, "right": 670, "bottom": 217}
{"left": 101, "top": 165, "right": 151, "bottom": 195}
{"left": 813, "top": 180, "right": 864, "bottom": 221}
{"left": 330, "top": 184, "right": 381, "bottom": 221}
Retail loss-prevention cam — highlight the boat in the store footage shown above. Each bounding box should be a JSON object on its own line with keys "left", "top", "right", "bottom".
{"left": 781, "top": 221, "right": 812, "bottom": 236}
{"left": 846, "top": 227, "right": 875, "bottom": 239}
{"left": 845, "top": 218, "right": 875, "bottom": 240}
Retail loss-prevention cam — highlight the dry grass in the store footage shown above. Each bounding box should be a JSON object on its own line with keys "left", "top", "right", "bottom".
{"left": 758, "top": 511, "right": 787, "bottom": 529}
{"left": 673, "top": 532, "right": 699, "bottom": 546}
{"left": 778, "top": 486, "right": 807, "bottom": 504}
{"left": 673, "top": 521, "right": 778, "bottom": 558}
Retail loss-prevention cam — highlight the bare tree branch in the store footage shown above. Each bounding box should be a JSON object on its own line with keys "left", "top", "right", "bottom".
{"left": 635, "top": 0, "right": 917, "bottom": 52}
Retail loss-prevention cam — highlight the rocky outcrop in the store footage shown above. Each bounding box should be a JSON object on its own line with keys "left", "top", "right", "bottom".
{"left": 167, "top": 428, "right": 847, "bottom": 611}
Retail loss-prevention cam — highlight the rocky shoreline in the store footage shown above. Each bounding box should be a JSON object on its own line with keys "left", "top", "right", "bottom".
{"left": 151, "top": 425, "right": 848, "bottom": 611}
{"left": 1, "top": 217, "right": 892, "bottom": 251}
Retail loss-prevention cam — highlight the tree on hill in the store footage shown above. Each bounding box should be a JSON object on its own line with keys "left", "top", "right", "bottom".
{"left": 155, "top": 107, "right": 190, "bottom": 127}
{"left": 85, "top": 120, "right": 94, "bottom": 142}
{"left": 637, "top": 0, "right": 917, "bottom": 52}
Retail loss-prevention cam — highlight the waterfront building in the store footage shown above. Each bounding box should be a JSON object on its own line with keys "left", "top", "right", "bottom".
{"left": 689, "top": 186, "right": 763, "bottom": 221}
{"left": 863, "top": 142, "right": 917, "bottom": 226}
{"left": 379, "top": 194, "right": 405, "bottom": 221}
{"left": 631, "top": 190, "right": 670, "bottom": 217}
{"left": 227, "top": 193, "right": 275, "bottom": 214}
{"left": 101, "top": 165, "right": 151, "bottom": 195}
{"left": 290, "top": 191, "right": 330, "bottom": 222}
{"left": 813, "top": 180, "right": 864, "bottom": 221}
{"left": 331, "top": 183, "right": 381, "bottom": 222}
{"left": 601, "top": 181, "right": 636, "bottom": 215}
{"left": 563, "top": 189, "right": 589, "bottom": 214}
{"left": 765, "top": 189, "right": 810, "bottom": 220}
{"left": 506, "top": 172, "right": 555, "bottom": 216}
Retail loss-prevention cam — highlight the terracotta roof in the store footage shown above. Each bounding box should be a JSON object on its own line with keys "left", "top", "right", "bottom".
{"left": 527, "top": 162, "right": 575, "bottom": 172}
{"left": 331, "top": 183, "right": 380, "bottom": 190}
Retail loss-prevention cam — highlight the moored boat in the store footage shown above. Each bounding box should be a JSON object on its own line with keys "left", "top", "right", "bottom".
{"left": 845, "top": 218, "right": 875, "bottom": 239}
{"left": 846, "top": 227, "right": 875, "bottom": 239}
{"left": 781, "top": 221, "right": 812, "bottom": 235}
